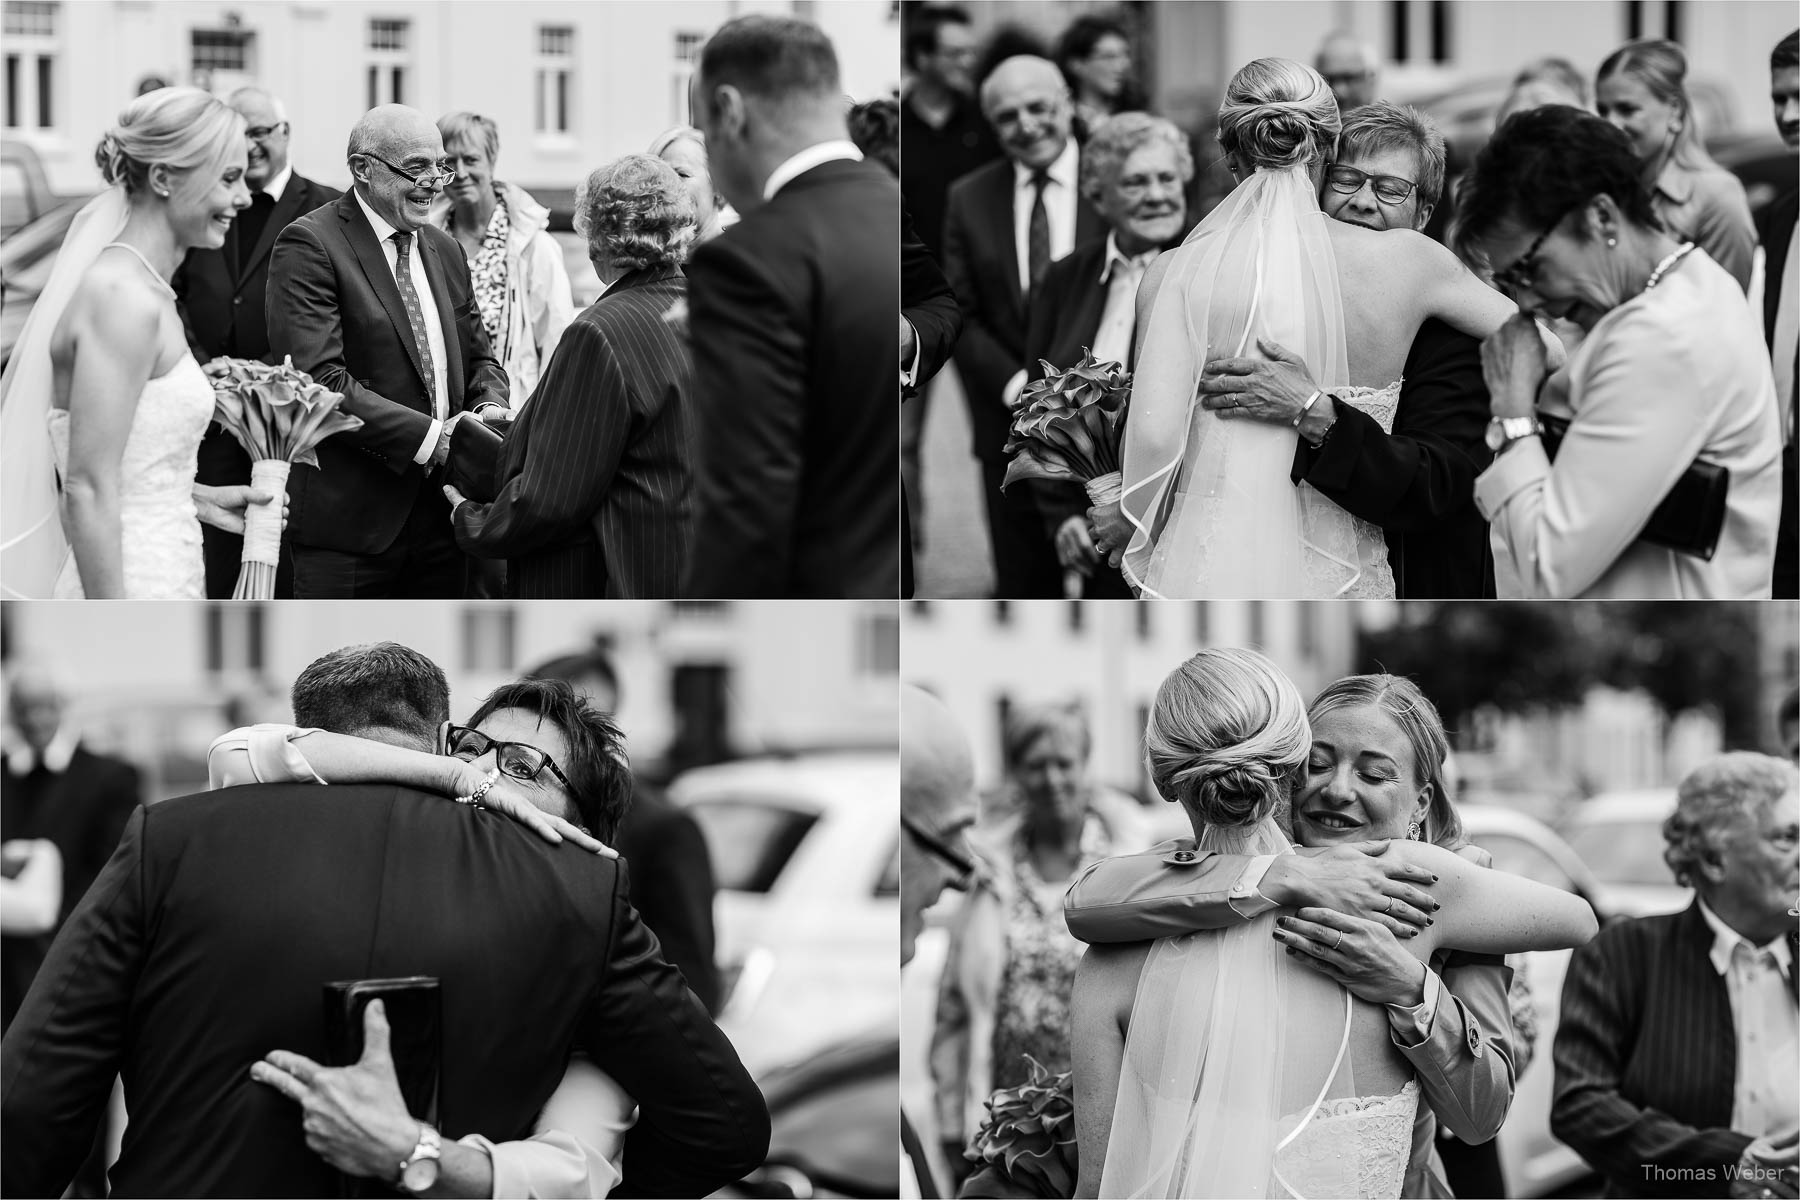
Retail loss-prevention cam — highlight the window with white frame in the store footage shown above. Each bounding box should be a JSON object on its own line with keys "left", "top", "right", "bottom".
{"left": 672, "top": 30, "right": 705, "bottom": 125}
{"left": 205, "top": 603, "right": 266, "bottom": 675}
{"left": 1388, "top": 0, "right": 1452, "bottom": 66}
{"left": 192, "top": 29, "right": 251, "bottom": 74}
{"left": 367, "top": 17, "right": 411, "bottom": 109}
{"left": 462, "top": 607, "right": 517, "bottom": 673}
{"left": 3, "top": 0, "right": 59, "bottom": 132}
{"left": 535, "top": 24, "right": 574, "bottom": 136}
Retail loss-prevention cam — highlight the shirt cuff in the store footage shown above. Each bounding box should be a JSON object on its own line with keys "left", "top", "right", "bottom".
{"left": 413, "top": 417, "right": 445, "bottom": 466}
{"left": 1002, "top": 369, "right": 1029, "bottom": 410}
{"left": 1227, "top": 854, "right": 1280, "bottom": 918}
{"left": 901, "top": 319, "right": 921, "bottom": 387}
{"left": 1387, "top": 964, "right": 1444, "bottom": 1046}
{"left": 459, "top": 1130, "right": 623, "bottom": 1200}
{"left": 1472, "top": 433, "right": 1549, "bottom": 521}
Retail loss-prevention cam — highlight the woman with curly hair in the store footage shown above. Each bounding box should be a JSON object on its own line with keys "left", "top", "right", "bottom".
{"left": 445, "top": 154, "right": 698, "bottom": 597}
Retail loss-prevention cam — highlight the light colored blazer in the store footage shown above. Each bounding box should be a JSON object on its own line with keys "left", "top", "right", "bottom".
{"left": 1475, "top": 250, "right": 1780, "bottom": 598}
{"left": 1064, "top": 838, "right": 1525, "bottom": 1200}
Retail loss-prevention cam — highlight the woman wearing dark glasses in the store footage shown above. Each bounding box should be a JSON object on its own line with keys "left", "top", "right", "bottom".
{"left": 1455, "top": 104, "right": 1781, "bottom": 599}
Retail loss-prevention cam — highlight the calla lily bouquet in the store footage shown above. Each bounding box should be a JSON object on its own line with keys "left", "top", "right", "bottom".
{"left": 203, "top": 356, "right": 362, "bottom": 598}
{"left": 959, "top": 1056, "right": 1079, "bottom": 1199}
{"left": 1000, "top": 348, "right": 1131, "bottom": 497}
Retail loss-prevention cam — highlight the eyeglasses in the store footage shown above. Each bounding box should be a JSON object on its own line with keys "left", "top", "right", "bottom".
{"left": 1321, "top": 69, "right": 1372, "bottom": 89}
{"left": 361, "top": 151, "right": 456, "bottom": 188}
{"left": 1323, "top": 163, "right": 1419, "bottom": 206}
{"left": 902, "top": 813, "right": 976, "bottom": 891}
{"left": 1490, "top": 202, "right": 1581, "bottom": 295}
{"left": 245, "top": 121, "right": 288, "bottom": 142}
{"left": 445, "top": 724, "right": 575, "bottom": 792}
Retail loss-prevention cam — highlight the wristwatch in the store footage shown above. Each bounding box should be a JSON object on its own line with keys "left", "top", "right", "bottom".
{"left": 395, "top": 1122, "right": 442, "bottom": 1195}
{"left": 1484, "top": 415, "right": 1543, "bottom": 453}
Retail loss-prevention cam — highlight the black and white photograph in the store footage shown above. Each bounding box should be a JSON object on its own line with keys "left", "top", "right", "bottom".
{"left": 0, "top": 599, "right": 900, "bottom": 1197}
{"left": 900, "top": 599, "right": 1799, "bottom": 1199}
{"left": 0, "top": 1, "right": 905, "bottom": 601}
{"left": 900, "top": 0, "right": 1796, "bottom": 600}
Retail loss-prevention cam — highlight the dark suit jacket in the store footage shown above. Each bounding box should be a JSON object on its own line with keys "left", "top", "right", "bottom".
{"left": 1759, "top": 186, "right": 1796, "bottom": 357}
{"left": 903, "top": 204, "right": 960, "bottom": 401}
{"left": 452, "top": 265, "right": 693, "bottom": 598}
{"left": 175, "top": 170, "right": 341, "bottom": 597}
{"left": 1760, "top": 187, "right": 1797, "bottom": 597}
{"left": 942, "top": 156, "right": 1102, "bottom": 460}
{"left": 615, "top": 780, "right": 720, "bottom": 1015}
{"left": 267, "top": 193, "right": 510, "bottom": 555}
{"left": 1021, "top": 237, "right": 1141, "bottom": 599}
{"left": 685, "top": 157, "right": 900, "bottom": 598}
{"left": 1551, "top": 901, "right": 1799, "bottom": 1198}
{"left": 0, "top": 784, "right": 769, "bottom": 1199}
{"left": 1291, "top": 318, "right": 1496, "bottom": 599}
{"left": 0, "top": 747, "right": 141, "bottom": 1030}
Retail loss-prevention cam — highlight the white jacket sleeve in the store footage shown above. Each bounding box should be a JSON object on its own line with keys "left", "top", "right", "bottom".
{"left": 205, "top": 724, "right": 328, "bottom": 789}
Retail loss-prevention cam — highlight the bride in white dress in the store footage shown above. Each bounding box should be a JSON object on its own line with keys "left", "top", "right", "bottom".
{"left": 1072, "top": 648, "right": 1597, "bottom": 1199}
{"left": 1103, "top": 59, "right": 1524, "bottom": 598}
{"left": 0, "top": 87, "right": 276, "bottom": 599}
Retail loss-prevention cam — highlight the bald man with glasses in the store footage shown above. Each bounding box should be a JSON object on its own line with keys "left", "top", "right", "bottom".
{"left": 174, "top": 87, "right": 341, "bottom": 599}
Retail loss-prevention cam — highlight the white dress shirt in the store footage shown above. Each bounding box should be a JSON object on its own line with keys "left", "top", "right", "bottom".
{"left": 3, "top": 726, "right": 78, "bottom": 775}
{"left": 258, "top": 162, "right": 293, "bottom": 205}
{"left": 1697, "top": 898, "right": 1799, "bottom": 1138}
{"left": 352, "top": 188, "right": 450, "bottom": 465}
{"left": 1091, "top": 233, "right": 1157, "bottom": 367}
{"left": 763, "top": 139, "right": 864, "bottom": 202}
{"left": 1012, "top": 138, "right": 1081, "bottom": 296}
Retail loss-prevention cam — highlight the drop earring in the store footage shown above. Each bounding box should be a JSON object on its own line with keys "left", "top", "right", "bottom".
{"left": 1407, "top": 821, "right": 1421, "bottom": 841}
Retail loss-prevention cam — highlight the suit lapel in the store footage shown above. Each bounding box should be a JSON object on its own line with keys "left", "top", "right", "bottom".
{"left": 983, "top": 166, "right": 1024, "bottom": 317}
{"left": 1075, "top": 192, "right": 1104, "bottom": 245}
{"left": 235, "top": 177, "right": 311, "bottom": 295}
{"left": 418, "top": 231, "right": 463, "bottom": 406}
{"left": 339, "top": 196, "right": 431, "bottom": 389}
{"left": 1673, "top": 903, "right": 1739, "bottom": 1125}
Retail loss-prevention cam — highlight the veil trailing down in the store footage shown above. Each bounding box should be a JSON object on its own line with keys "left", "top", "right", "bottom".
{"left": 1118, "top": 166, "right": 1392, "bottom": 599}
{"left": 0, "top": 187, "right": 130, "bottom": 599}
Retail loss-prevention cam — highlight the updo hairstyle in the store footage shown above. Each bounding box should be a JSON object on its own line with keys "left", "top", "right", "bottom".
{"left": 1218, "top": 57, "right": 1341, "bottom": 172}
{"left": 94, "top": 86, "right": 245, "bottom": 202}
{"left": 1145, "top": 647, "right": 1310, "bottom": 828}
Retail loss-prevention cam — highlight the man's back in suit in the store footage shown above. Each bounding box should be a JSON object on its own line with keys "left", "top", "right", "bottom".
{"left": 1, "top": 783, "right": 769, "bottom": 1198}
{"left": 453, "top": 266, "right": 694, "bottom": 599}
{"left": 686, "top": 158, "right": 900, "bottom": 598}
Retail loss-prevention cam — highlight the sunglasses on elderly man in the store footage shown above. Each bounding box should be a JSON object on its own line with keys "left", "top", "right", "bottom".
{"left": 444, "top": 724, "right": 575, "bottom": 791}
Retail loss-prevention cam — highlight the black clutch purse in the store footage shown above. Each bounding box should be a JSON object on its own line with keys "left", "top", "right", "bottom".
{"left": 446, "top": 414, "right": 506, "bottom": 504}
{"left": 1537, "top": 412, "right": 1730, "bottom": 561}
{"left": 324, "top": 977, "right": 442, "bottom": 1198}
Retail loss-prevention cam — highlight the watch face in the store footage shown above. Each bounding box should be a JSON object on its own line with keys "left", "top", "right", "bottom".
{"left": 401, "top": 1156, "right": 440, "bottom": 1193}
{"left": 1485, "top": 420, "right": 1506, "bottom": 452}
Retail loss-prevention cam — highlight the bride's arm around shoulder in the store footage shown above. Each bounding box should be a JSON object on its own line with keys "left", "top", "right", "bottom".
{"left": 59, "top": 265, "right": 168, "bottom": 598}
{"left": 1399, "top": 840, "right": 1598, "bottom": 956}
{"left": 1071, "top": 942, "right": 1149, "bottom": 1199}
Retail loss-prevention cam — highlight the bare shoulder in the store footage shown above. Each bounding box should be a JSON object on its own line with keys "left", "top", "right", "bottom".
{"left": 63, "top": 255, "right": 165, "bottom": 343}
{"left": 1078, "top": 940, "right": 1152, "bottom": 1002}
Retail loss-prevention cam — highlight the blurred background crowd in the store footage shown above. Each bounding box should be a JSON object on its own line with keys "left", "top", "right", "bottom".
{"left": 0, "top": 599, "right": 900, "bottom": 1198}
{"left": 899, "top": 0, "right": 1797, "bottom": 600}
{"left": 902, "top": 598, "right": 1799, "bottom": 1198}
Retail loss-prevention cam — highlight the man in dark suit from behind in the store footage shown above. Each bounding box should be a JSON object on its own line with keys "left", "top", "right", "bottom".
{"left": 1551, "top": 754, "right": 1799, "bottom": 1199}
{"left": 268, "top": 105, "right": 511, "bottom": 599}
{"left": 943, "top": 55, "right": 1102, "bottom": 597}
{"left": 1025, "top": 112, "right": 1191, "bottom": 600}
{"left": 528, "top": 648, "right": 722, "bottom": 1015}
{"left": 1763, "top": 29, "right": 1798, "bottom": 599}
{"left": 685, "top": 15, "right": 900, "bottom": 598}
{"left": 448, "top": 155, "right": 695, "bottom": 599}
{"left": 0, "top": 662, "right": 140, "bottom": 1033}
{"left": 173, "top": 87, "right": 340, "bottom": 599}
{"left": 0, "top": 646, "right": 769, "bottom": 1198}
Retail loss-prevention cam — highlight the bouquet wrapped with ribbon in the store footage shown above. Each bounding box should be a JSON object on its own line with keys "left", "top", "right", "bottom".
{"left": 203, "top": 356, "right": 362, "bottom": 598}
{"left": 958, "top": 1056, "right": 1078, "bottom": 1199}
{"left": 1000, "top": 348, "right": 1131, "bottom": 513}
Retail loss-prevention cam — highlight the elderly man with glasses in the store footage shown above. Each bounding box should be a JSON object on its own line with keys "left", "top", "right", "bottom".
{"left": 172, "top": 87, "right": 341, "bottom": 600}
{"left": 1189, "top": 101, "right": 1498, "bottom": 598}
{"left": 268, "top": 104, "right": 510, "bottom": 600}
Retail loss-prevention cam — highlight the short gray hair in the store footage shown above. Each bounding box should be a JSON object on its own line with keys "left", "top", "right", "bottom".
{"left": 1663, "top": 752, "right": 1798, "bottom": 888}
{"left": 1079, "top": 112, "right": 1194, "bottom": 206}
{"left": 226, "top": 86, "right": 287, "bottom": 123}
{"left": 438, "top": 111, "right": 500, "bottom": 166}
{"left": 573, "top": 153, "right": 697, "bottom": 272}
{"left": 1338, "top": 100, "right": 1446, "bottom": 209}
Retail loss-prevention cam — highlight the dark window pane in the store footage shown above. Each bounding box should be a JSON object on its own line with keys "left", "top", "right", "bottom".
{"left": 1391, "top": 0, "right": 1409, "bottom": 62}
{"left": 1626, "top": 0, "right": 1644, "bottom": 41}
{"left": 391, "top": 66, "right": 403, "bottom": 106}
{"left": 556, "top": 70, "right": 567, "bottom": 132}
{"left": 1665, "top": 0, "right": 1682, "bottom": 44}
{"left": 33, "top": 52, "right": 48, "bottom": 127}
{"left": 1429, "top": 0, "right": 1449, "bottom": 63}
{"left": 367, "top": 65, "right": 377, "bottom": 110}
{"left": 535, "top": 68, "right": 544, "bottom": 132}
{"left": 686, "top": 799, "right": 818, "bottom": 893}
{"left": 5, "top": 55, "right": 18, "bottom": 129}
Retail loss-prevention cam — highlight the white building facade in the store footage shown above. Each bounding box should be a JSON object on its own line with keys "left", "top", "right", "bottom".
{"left": 5, "top": 0, "right": 902, "bottom": 195}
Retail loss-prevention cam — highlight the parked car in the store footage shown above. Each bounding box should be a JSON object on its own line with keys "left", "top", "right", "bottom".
{"left": 669, "top": 751, "right": 899, "bottom": 1075}
{"left": 717, "top": 1027, "right": 898, "bottom": 1199}
{"left": 1, "top": 139, "right": 58, "bottom": 240}
{"left": 0, "top": 192, "right": 89, "bottom": 369}
{"left": 1458, "top": 804, "right": 1602, "bottom": 1198}
{"left": 1561, "top": 789, "right": 1690, "bottom": 919}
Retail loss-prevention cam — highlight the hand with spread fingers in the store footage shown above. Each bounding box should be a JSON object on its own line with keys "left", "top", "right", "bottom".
{"left": 1259, "top": 841, "right": 1440, "bottom": 938}
{"left": 251, "top": 999, "right": 418, "bottom": 1180}
{"left": 1196, "top": 337, "right": 1322, "bottom": 427}
{"left": 1272, "top": 906, "right": 1430, "bottom": 1008}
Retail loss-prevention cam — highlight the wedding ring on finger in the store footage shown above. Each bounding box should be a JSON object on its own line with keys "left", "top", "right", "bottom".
{"left": 1332, "top": 930, "right": 1344, "bottom": 951}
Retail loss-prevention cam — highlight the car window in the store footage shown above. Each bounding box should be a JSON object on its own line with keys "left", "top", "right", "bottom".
{"left": 1468, "top": 832, "right": 1575, "bottom": 893}
{"left": 874, "top": 837, "right": 899, "bottom": 898}
{"left": 0, "top": 162, "right": 29, "bottom": 238}
{"left": 765, "top": 1065, "right": 898, "bottom": 1197}
{"left": 685, "top": 797, "right": 819, "bottom": 894}
{"left": 1565, "top": 819, "right": 1673, "bottom": 887}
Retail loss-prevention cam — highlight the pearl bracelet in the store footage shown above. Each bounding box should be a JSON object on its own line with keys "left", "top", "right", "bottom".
{"left": 456, "top": 768, "right": 500, "bottom": 808}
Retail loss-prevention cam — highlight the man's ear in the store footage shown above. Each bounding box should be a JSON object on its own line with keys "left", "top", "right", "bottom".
{"left": 711, "top": 83, "right": 749, "bottom": 140}
{"left": 1413, "top": 201, "right": 1436, "bottom": 232}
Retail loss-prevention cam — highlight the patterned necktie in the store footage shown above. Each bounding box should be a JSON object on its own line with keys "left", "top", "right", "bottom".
{"left": 235, "top": 190, "right": 276, "bottom": 273}
{"left": 1027, "top": 168, "right": 1051, "bottom": 299}
{"left": 389, "top": 231, "right": 439, "bottom": 409}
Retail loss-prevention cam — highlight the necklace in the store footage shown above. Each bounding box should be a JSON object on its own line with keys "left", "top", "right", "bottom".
{"left": 1643, "top": 241, "right": 1697, "bottom": 292}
